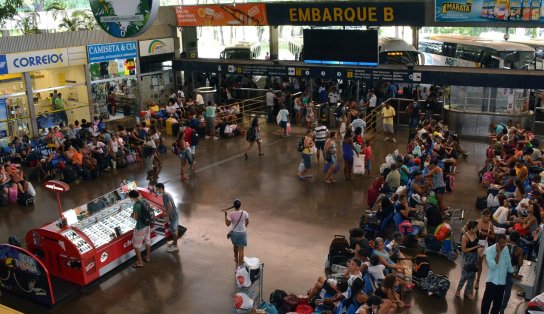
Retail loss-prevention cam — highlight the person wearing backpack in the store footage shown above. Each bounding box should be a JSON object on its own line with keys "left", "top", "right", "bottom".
{"left": 244, "top": 116, "right": 263, "bottom": 159}
{"left": 129, "top": 190, "right": 152, "bottom": 268}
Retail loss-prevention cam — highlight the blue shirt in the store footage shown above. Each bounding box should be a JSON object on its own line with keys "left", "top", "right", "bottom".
{"left": 485, "top": 244, "right": 513, "bottom": 286}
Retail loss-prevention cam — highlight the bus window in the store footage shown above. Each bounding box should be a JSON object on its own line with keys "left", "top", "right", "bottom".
{"left": 442, "top": 43, "right": 456, "bottom": 58}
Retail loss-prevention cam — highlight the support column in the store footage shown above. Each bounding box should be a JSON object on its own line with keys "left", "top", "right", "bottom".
{"left": 412, "top": 27, "right": 419, "bottom": 53}
{"left": 269, "top": 26, "right": 279, "bottom": 60}
{"left": 84, "top": 64, "right": 93, "bottom": 121}
{"left": 23, "top": 72, "right": 38, "bottom": 138}
{"left": 182, "top": 26, "right": 198, "bottom": 58}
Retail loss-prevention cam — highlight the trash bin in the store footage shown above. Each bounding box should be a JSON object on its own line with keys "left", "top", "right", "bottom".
{"left": 196, "top": 87, "right": 217, "bottom": 104}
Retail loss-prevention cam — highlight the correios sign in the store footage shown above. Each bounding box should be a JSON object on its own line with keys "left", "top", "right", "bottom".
{"left": 90, "top": 0, "right": 160, "bottom": 38}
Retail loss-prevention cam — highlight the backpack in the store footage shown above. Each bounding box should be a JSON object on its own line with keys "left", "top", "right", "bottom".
{"left": 269, "top": 289, "right": 288, "bottom": 311}
{"left": 138, "top": 200, "right": 155, "bottom": 226}
{"left": 414, "top": 254, "right": 431, "bottom": 278}
{"left": 190, "top": 130, "right": 200, "bottom": 146}
{"left": 476, "top": 196, "right": 487, "bottom": 210}
{"left": 328, "top": 235, "right": 352, "bottom": 270}
{"left": 420, "top": 271, "right": 450, "bottom": 297}
{"left": 296, "top": 137, "right": 305, "bottom": 152}
{"left": 399, "top": 220, "right": 414, "bottom": 235}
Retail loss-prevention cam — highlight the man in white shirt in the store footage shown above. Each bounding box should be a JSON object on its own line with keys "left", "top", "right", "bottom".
{"left": 314, "top": 123, "right": 329, "bottom": 163}
{"left": 364, "top": 90, "right": 377, "bottom": 130}
{"left": 266, "top": 88, "right": 277, "bottom": 122}
{"left": 328, "top": 88, "right": 340, "bottom": 104}
{"left": 351, "top": 113, "right": 366, "bottom": 135}
{"left": 195, "top": 92, "right": 205, "bottom": 106}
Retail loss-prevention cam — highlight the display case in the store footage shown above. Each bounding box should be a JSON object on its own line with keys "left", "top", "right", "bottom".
{"left": 25, "top": 185, "right": 168, "bottom": 286}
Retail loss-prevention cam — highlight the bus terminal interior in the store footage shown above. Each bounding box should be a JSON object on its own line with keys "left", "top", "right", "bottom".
{"left": 2, "top": 2, "right": 544, "bottom": 314}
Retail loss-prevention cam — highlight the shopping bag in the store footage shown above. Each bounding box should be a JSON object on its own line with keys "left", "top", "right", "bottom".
{"left": 236, "top": 265, "right": 251, "bottom": 288}
{"left": 353, "top": 154, "right": 365, "bottom": 175}
{"left": 286, "top": 122, "right": 292, "bottom": 135}
{"left": 276, "top": 113, "right": 282, "bottom": 125}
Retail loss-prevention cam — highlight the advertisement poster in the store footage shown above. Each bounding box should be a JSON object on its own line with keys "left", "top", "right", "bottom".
{"left": 435, "top": 0, "right": 543, "bottom": 22}
{"left": 139, "top": 38, "right": 175, "bottom": 57}
{"left": 175, "top": 4, "right": 268, "bottom": 26}
{"left": 0, "top": 244, "right": 54, "bottom": 306}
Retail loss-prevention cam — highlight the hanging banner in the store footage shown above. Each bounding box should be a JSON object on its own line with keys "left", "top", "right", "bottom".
{"left": 175, "top": 4, "right": 268, "bottom": 26}
{"left": 265, "top": 2, "right": 426, "bottom": 26}
{"left": 90, "top": 0, "right": 160, "bottom": 38}
{"left": 435, "top": 0, "right": 544, "bottom": 23}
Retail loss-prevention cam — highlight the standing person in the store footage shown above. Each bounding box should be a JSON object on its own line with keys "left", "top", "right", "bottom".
{"left": 297, "top": 129, "right": 314, "bottom": 180}
{"left": 362, "top": 142, "right": 373, "bottom": 176}
{"left": 204, "top": 101, "right": 218, "bottom": 139}
{"left": 456, "top": 220, "right": 481, "bottom": 300}
{"left": 54, "top": 93, "right": 65, "bottom": 110}
{"left": 481, "top": 234, "right": 513, "bottom": 314}
{"left": 195, "top": 91, "right": 204, "bottom": 106}
{"left": 129, "top": 190, "right": 151, "bottom": 268}
{"left": 364, "top": 90, "right": 377, "bottom": 130}
{"left": 342, "top": 129, "right": 358, "bottom": 181}
{"left": 244, "top": 116, "right": 263, "bottom": 159}
{"left": 223, "top": 199, "right": 249, "bottom": 267}
{"left": 351, "top": 113, "right": 366, "bottom": 135}
{"left": 500, "top": 231, "right": 524, "bottom": 313}
{"left": 174, "top": 133, "right": 192, "bottom": 181}
{"left": 425, "top": 160, "right": 446, "bottom": 216}
{"left": 266, "top": 88, "right": 277, "bottom": 123}
{"left": 476, "top": 209, "right": 496, "bottom": 289}
{"left": 155, "top": 183, "right": 180, "bottom": 253}
{"left": 314, "top": 122, "right": 329, "bottom": 164}
{"left": 278, "top": 105, "right": 289, "bottom": 137}
{"left": 293, "top": 95, "right": 302, "bottom": 126}
{"left": 107, "top": 91, "right": 116, "bottom": 116}
{"left": 305, "top": 102, "right": 315, "bottom": 129}
{"left": 323, "top": 132, "right": 339, "bottom": 184}
{"left": 382, "top": 102, "right": 396, "bottom": 143}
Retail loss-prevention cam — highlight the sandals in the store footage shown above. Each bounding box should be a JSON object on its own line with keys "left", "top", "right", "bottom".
{"left": 131, "top": 263, "right": 143, "bottom": 269}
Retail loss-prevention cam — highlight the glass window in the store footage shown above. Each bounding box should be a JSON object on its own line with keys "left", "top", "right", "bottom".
{"left": 0, "top": 74, "right": 33, "bottom": 138}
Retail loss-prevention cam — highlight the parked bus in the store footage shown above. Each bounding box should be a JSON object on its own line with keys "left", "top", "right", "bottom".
{"left": 419, "top": 34, "right": 542, "bottom": 69}
{"left": 507, "top": 38, "right": 544, "bottom": 60}
{"left": 219, "top": 42, "right": 262, "bottom": 60}
{"left": 287, "top": 36, "right": 423, "bottom": 65}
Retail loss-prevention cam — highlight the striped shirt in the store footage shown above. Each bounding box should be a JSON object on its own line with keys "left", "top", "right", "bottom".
{"left": 314, "top": 125, "right": 328, "bottom": 142}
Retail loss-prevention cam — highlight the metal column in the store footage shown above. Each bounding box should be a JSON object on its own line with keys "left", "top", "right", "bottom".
{"left": 269, "top": 26, "right": 279, "bottom": 60}
{"left": 23, "top": 72, "right": 38, "bottom": 138}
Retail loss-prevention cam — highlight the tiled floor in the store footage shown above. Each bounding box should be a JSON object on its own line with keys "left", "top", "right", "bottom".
{"left": 0, "top": 124, "right": 529, "bottom": 313}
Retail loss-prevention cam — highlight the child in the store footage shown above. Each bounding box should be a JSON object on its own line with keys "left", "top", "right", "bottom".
{"left": 362, "top": 142, "right": 373, "bottom": 176}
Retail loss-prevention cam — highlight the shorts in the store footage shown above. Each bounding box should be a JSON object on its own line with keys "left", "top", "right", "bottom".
{"left": 280, "top": 120, "right": 287, "bottom": 129}
{"left": 169, "top": 211, "right": 179, "bottom": 235}
{"left": 434, "top": 187, "right": 446, "bottom": 194}
{"left": 133, "top": 226, "right": 151, "bottom": 249}
{"left": 206, "top": 117, "right": 215, "bottom": 132}
{"left": 230, "top": 231, "right": 247, "bottom": 247}
{"left": 302, "top": 153, "right": 312, "bottom": 169}
{"left": 383, "top": 123, "right": 394, "bottom": 134}
{"left": 315, "top": 141, "right": 325, "bottom": 151}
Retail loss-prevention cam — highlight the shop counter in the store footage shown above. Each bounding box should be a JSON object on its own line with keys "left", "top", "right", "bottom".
{"left": 24, "top": 185, "right": 169, "bottom": 287}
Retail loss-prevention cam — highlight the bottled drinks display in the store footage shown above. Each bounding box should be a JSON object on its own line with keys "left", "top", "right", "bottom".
{"left": 480, "top": 0, "right": 542, "bottom": 20}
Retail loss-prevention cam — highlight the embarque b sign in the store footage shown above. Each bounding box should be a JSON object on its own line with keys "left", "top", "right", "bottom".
{"left": 90, "top": 0, "right": 160, "bottom": 38}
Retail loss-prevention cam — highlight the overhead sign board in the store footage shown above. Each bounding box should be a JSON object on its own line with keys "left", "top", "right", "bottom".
{"left": 139, "top": 38, "right": 175, "bottom": 57}
{"left": 265, "top": 2, "right": 426, "bottom": 26}
{"left": 176, "top": 4, "right": 268, "bottom": 26}
{"left": 90, "top": 0, "right": 160, "bottom": 38}
{"left": 87, "top": 42, "right": 138, "bottom": 63}
{"left": 0, "top": 47, "right": 87, "bottom": 74}
{"left": 435, "top": 0, "right": 544, "bottom": 23}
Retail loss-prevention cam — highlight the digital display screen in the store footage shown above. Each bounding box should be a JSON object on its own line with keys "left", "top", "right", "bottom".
{"left": 303, "top": 29, "right": 379, "bottom": 66}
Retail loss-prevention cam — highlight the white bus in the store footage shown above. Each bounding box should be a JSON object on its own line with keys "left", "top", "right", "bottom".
{"left": 419, "top": 34, "right": 541, "bottom": 69}
{"left": 507, "top": 38, "right": 544, "bottom": 60}
{"left": 287, "top": 36, "right": 423, "bottom": 65}
{"left": 219, "top": 42, "right": 262, "bottom": 60}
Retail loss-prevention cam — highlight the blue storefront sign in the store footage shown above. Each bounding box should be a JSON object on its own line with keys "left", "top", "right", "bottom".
{"left": 0, "top": 55, "right": 8, "bottom": 75}
{"left": 435, "top": 0, "right": 544, "bottom": 23}
{"left": 87, "top": 42, "right": 138, "bottom": 63}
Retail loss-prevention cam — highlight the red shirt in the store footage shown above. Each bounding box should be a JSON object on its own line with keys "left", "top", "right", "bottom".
{"left": 184, "top": 128, "right": 193, "bottom": 144}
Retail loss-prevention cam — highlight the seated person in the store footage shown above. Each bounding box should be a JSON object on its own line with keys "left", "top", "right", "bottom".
{"left": 356, "top": 295, "right": 396, "bottom": 314}
{"left": 374, "top": 274, "right": 410, "bottom": 312}
{"left": 397, "top": 195, "right": 426, "bottom": 235}
{"left": 367, "top": 255, "right": 386, "bottom": 285}
{"left": 308, "top": 278, "right": 348, "bottom": 311}
{"left": 350, "top": 277, "right": 370, "bottom": 309}
{"left": 511, "top": 202, "right": 541, "bottom": 237}
{"left": 372, "top": 238, "right": 406, "bottom": 275}
{"left": 383, "top": 164, "right": 400, "bottom": 193}
{"left": 342, "top": 258, "right": 363, "bottom": 287}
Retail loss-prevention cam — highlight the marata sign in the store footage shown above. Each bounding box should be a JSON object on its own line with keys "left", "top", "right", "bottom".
{"left": 44, "top": 180, "right": 70, "bottom": 193}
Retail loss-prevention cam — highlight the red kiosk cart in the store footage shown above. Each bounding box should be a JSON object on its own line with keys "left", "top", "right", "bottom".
{"left": 0, "top": 181, "right": 178, "bottom": 307}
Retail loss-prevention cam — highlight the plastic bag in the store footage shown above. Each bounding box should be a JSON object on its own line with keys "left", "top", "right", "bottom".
{"left": 236, "top": 265, "right": 251, "bottom": 288}
{"left": 298, "top": 161, "right": 305, "bottom": 173}
{"left": 244, "top": 256, "right": 260, "bottom": 270}
{"left": 234, "top": 292, "right": 254, "bottom": 309}
{"left": 487, "top": 193, "right": 499, "bottom": 208}
{"left": 276, "top": 113, "right": 282, "bottom": 125}
{"left": 353, "top": 155, "right": 365, "bottom": 175}
{"left": 385, "top": 154, "right": 395, "bottom": 166}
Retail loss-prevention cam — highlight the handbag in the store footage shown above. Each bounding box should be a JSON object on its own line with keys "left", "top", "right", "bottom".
{"left": 227, "top": 211, "right": 244, "bottom": 239}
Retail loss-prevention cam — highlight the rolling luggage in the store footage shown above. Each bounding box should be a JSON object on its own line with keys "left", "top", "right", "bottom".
{"left": 327, "top": 235, "right": 353, "bottom": 271}
{"left": 61, "top": 165, "right": 78, "bottom": 184}
{"left": 8, "top": 185, "right": 17, "bottom": 203}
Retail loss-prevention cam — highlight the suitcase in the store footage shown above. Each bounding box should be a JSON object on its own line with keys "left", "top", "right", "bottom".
{"left": 165, "top": 118, "right": 175, "bottom": 135}
{"left": 61, "top": 165, "right": 78, "bottom": 184}
{"left": 420, "top": 271, "right": 450, "bottom": 297}
{"left": 8, "top": 185, "right": 18, "bottom": 203}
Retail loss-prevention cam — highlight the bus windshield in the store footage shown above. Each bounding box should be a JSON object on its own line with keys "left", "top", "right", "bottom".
{"left": 379, "top": 51, "right": 420, "bottom": 65}
{"left": 499, "top": 51, "right": 536, "bottom": 69}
